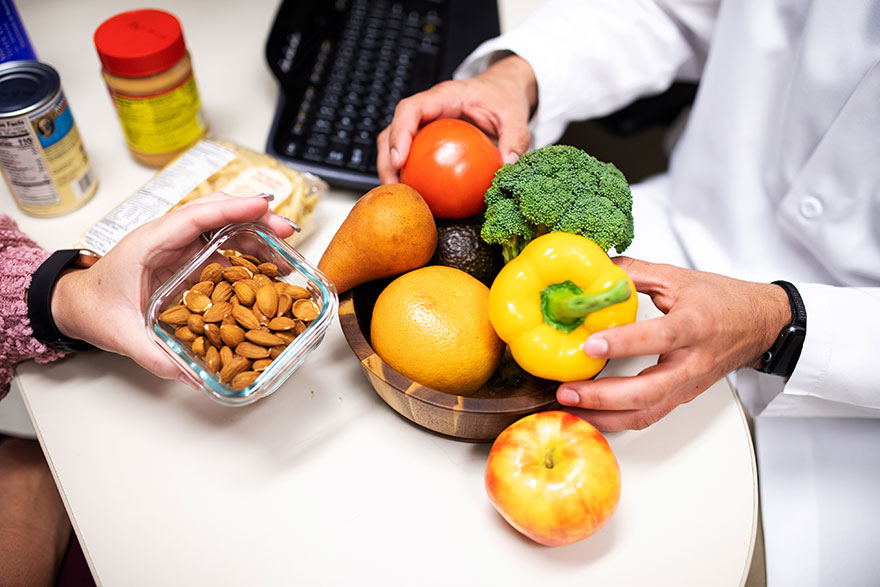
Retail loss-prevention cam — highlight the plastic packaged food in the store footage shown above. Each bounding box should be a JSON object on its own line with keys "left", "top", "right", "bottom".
{"left": 145, "top": 222, "right": 337, "bottom": 405}
{"left": 80, "top": 138, "right": 325, "bottom": 256}
{"left": 94, "top": 8, "right": 207, "bottom": 167}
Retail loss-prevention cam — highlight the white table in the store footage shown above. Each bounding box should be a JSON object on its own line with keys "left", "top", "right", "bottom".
{"left": 6, "top": 1, "right": 757, "bottom": 585}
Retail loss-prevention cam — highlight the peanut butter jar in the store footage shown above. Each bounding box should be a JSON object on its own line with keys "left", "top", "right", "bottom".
{"left": 94, "top": 9, "right": 207, "bottom": 167}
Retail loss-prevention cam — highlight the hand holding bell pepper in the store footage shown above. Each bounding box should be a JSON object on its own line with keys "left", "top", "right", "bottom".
{"left": 488, "top": 232, "right": 638, "bottom": 381}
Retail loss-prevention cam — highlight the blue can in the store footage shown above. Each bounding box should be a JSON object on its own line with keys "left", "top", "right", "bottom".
{"left": 0, "top": 0, "right": 36, "bottom": 63}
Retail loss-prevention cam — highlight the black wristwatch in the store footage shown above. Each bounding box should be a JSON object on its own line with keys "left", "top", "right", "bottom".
{"left": 759, "top": 280, "right": 807, "bottom": 380}
{"left": 26, "top": 249, "right": 100, "bottom": 353}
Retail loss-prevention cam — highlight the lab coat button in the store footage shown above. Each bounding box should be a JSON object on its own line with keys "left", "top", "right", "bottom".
{"left": 799, "top": 196, "right": 824, "bottom": 219}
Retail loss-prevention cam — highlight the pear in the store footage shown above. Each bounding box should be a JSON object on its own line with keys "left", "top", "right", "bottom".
{"left": 318, "top": 183, "right": 437, "bottom": 293}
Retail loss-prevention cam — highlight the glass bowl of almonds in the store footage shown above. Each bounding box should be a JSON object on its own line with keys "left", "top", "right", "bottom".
{"left": 145, "top": 222, "right": 338, "bottom": 405}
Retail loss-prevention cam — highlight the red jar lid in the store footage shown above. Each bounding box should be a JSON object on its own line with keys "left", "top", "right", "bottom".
{"left": 94, "top": 9, "right": 187, "bottom": 78}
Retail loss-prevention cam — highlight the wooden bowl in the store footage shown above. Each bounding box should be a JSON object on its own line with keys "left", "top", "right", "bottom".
{"left": 338, "top": 279, "right": 559, "bottom": 442}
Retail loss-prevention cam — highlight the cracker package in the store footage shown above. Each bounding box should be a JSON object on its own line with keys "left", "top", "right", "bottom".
{"left": 81, "top": 139, "right": 325, "bottom": 256}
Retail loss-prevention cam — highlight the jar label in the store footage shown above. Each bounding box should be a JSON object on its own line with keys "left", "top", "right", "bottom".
{"left": 110, "top": 74, "right": 206, "bottom": 155}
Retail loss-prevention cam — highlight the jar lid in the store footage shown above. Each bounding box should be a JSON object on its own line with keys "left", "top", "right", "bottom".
{"left": 94, "top": 9, "right": 187, "bottom": 78}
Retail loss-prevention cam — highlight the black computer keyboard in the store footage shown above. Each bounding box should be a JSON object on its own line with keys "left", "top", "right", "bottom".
{"left": 264, "top": 0, "right": 499, "bottom": 190}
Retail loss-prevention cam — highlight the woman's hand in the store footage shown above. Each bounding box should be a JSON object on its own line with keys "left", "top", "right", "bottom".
{"left": 377, "top": 54, "right": 538, "bottom": 183}
{"left": 49, "top": 193, "right": 296, "bottom": 385}
{"left": 556, "top": 258, "right": 792, "bottom": 431}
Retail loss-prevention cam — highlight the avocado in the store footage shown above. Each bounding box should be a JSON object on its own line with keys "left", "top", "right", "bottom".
{"left": 430, "top": 215, "right": 504, "bottom": 286}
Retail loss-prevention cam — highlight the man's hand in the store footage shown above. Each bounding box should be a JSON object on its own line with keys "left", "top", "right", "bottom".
{"left": 49, "top": 193, "right": 296, "bottom": 385}
{"left": 377, "top": 54, "right": 538, "bottom": 183}
{"left": 556, "top": 258, "right": 792, "bottom": 431}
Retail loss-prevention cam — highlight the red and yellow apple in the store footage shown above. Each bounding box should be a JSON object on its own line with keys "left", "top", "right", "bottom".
{"left": 485, "top": 411, "right": 621, "bottom": 546}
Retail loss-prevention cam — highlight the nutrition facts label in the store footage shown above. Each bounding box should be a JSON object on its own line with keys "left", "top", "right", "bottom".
{"left": 0, "top": 116, "right": 59, "bottom": 206}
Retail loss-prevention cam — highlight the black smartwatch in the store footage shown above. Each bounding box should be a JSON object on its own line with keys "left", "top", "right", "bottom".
{"left": 27, "top": 249, "right": 100, "bottom": 353}
{"left": 759, "top": 280, "right": 807, "bottom": 380}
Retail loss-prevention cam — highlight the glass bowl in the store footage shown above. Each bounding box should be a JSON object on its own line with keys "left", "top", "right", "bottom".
{"left": 145, "top": 222, "right": 337, "bottom": 406}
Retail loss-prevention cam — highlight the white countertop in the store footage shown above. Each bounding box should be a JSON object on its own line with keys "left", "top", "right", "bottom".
{"left": 5, "top": 1, "right": 757, "bottom": 585}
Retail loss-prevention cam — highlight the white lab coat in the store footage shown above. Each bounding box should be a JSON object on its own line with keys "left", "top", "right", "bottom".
{"left": 458, "top": 1, "right": 880, "bottom": 584}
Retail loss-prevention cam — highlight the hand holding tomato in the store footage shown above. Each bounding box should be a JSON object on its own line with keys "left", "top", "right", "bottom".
{"left": 485, "top": 411, "right": 621, "bottom": 546}
{"left": 398, "top": 119, "right": 503, "bottom": 218}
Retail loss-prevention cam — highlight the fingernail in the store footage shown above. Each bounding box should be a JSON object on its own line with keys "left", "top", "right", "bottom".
{"left": 503, "top": 151, "right": 519, "bottom": 165}
{"left": 177, "top": 372, "right": 201, "bottom": 390}
{"left": 558, "top": 387, "right": 580, "bottom": 406}
{"left": 278, "top": 216, "right": 301, "bottom": 232}
{"left": 254, "top": 193, "right": 275, "bottom": 201}
{"left": 390, "top": 148, "right": 400, "bottom": 167}
{"left": 583, "top": 336, "right": 608, "bottom": 358}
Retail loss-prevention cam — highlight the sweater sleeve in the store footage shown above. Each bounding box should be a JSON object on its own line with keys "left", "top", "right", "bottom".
{"left": 0, "top": 214, "right": 67, "bottom": 400}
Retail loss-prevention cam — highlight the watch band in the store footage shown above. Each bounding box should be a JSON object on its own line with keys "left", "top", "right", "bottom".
{"left": 759, "top": 280, "right": 807, "bottom": 379}
{"left": 27, "top": 249, "right": 99, "bottom": 353}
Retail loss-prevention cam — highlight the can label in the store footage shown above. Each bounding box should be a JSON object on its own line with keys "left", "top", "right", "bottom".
{"left": 109, "top": 73, "right": 206, "bottom": 155}
{"left": 0, "top": 91, "right": 97, "bottom": 216}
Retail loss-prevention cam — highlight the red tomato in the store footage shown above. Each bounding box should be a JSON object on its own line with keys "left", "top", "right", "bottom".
{"left": 400, "top": 119, "right": 503, "bottom": 219}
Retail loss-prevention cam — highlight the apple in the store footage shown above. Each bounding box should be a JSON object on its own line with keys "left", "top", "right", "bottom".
{"left": 485, "top": 411, "right": 621, "bottom": 546}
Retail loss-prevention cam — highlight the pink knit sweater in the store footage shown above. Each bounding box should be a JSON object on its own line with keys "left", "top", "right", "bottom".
{"left": 0, "top": 214, "right": 67, "bottom": 400}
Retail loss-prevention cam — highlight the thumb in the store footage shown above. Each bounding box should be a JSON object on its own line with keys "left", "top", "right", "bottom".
{"left": 496, "top": 123, "right": 531, "bottom": 165}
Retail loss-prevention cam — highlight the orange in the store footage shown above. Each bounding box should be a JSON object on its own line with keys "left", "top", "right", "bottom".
{"left": 370, "top": 266, "right": 505, "bottom": 395}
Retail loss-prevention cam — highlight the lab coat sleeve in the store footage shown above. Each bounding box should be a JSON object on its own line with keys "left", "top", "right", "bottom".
{"left": 784, "top": 284, "right": 880, "bottom": 409}
{"left": 456, "top": 0, "right": 721, "bottom": 146}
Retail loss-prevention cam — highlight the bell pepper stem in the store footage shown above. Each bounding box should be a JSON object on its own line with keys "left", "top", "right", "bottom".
{"left": 540, "top": 278, "right": 632, "bottom": 334}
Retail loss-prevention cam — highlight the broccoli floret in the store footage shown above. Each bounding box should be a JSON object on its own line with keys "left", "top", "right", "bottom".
{"left": 480, "top": 145, "right": 634, "bottom": 261}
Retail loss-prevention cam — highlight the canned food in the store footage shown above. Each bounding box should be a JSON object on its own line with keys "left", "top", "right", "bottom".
{"left": 0, "top": 61, "right": 97, "bottom": 216}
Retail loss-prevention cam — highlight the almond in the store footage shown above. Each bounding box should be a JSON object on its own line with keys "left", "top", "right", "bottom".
{"left": 200, "top": 262, "right": 224, "bottom": 283}
{"left": 219, "top": 355, "right": 250, "bottom": 383}
{"left": 253, "top": 274, "right": 273, "bottom": 289}
{"left": 233, "top": 281, "right": 256, "bottom": 306}
{"left": 191, "top": 280, "right": 215, "bottom": 297}
{"left": 267, "top": 316, "right": 297, "bottom": 331}
{"left": 230, "top": 370, "right": 260, "bottom": 390}
{"left": 202, "top": 301, "right": 232, "bottom": 322}
{"left": 175, "top": 325, "right": 198, "bottom": 342}
{"left": 219, "top": 345, "right": 234, "bottom": 366}
{"left": 187, "top": 314, "right": 205, "bottom": 334}
{"left": 276, "top": 331, "right": 297, "bottom": 345}
{"left": 269, "top": 345, "right": 286, "bottom": 359}
{"left": 205, "top": 346, "right": 220, "bottom": 373}
{"left": 245, "top": 330, "right": 285, "bottom": 347}
{"left": 183, "top": 290, "right": 212, "bottom": 313}
{"left": 232, "top": 304, "right": 261, "bottom": 331}
{"left": 241, "top": 253, "right": 261, "bottom": 265}
{"left": 221, "top": 314, "right": 237, "bottom": 327}
{"left": 235, "top": 341, "right": 270, "bottom": 359}
{"left": 252, "top": 359, "right": 273, "bottom": 372}
{"left": 222, "top": 266, "right": 253, "bottom": 282}
{"left": 292, "top": 298, "right": 320, "bottom": 321}
{"left": 276, "top": 293, "right": 292, "bottom": 317}
{"left": 228, "top": 255, "right": 258, "bottom": 274}
{"left": 158, "top": 305, "right": 191, "bottom": 326}
{"left": 203, "top": 323, "right": 222, "bottom": 347}
{"left": 258, "top": 262, "right": 279, "bottom": 278}
{"left": 275, "top": 282, "right": 311, "bottom": 300}
{"left": 293, "top": 320, "right": 307, "bottom": 335}
{"left": 211, "top": 281, "right": 233, "bottom": 303}
{"left": 256, "top": 284, "right": 278, "bottom": 318}
{"left": 220, "top": 324, "right": 246, "bottom": 348}
{"left": 191, "top": 336, "right": 207, "bottom": 356}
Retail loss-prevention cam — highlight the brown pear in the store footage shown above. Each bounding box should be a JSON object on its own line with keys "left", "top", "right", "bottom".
{"left": 317, "top": 183, "right": 437, "bottom": 293}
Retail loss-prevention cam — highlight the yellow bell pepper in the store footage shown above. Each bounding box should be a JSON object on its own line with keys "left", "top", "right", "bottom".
{"left": 488, "top": 232, "right": 638, "bottom": 382}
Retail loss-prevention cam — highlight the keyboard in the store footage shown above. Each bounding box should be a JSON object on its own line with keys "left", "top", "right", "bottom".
{"left": 264, "top": 0, "right": 500, "bottom": 190}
